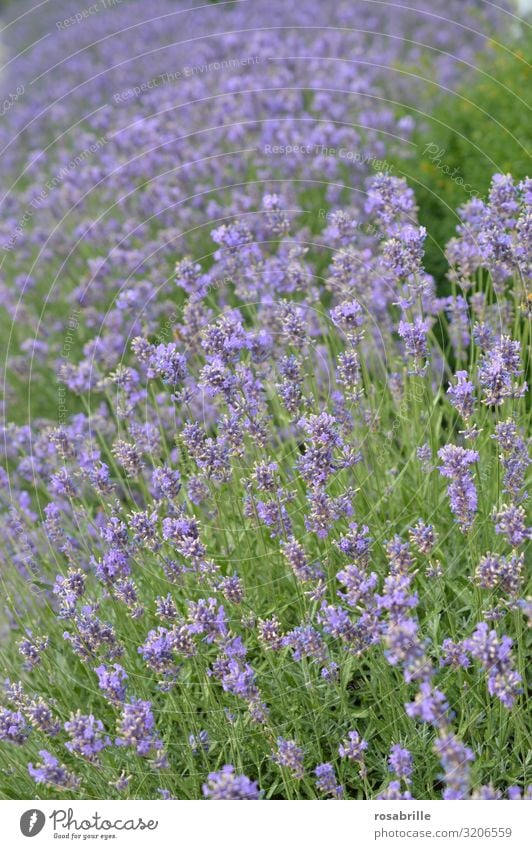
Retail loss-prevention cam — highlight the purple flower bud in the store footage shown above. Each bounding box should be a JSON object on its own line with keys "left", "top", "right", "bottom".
{"left": 464, "top": 623, "right": 522, "bottom": 708}
{"left": 95, "top": 664, "right": 128, "bottom": 704}
{"left": 438, "top": 445, "right": 479, "bottom": 531}
{"left": 434, "top": 733, "right": 474, "bottom": 800}
{"left": 273, "top": 737, "right": 305, "bottom": 778}
{"left": 28, "top": 750, "right": 80, "bottom": 789}
{"left": 339, "top": 730, "right": 368, "bottom": 768}
{"left": 64, "top": 711, "right": 111, "bottom": 762}
{"left": 314, "top": 762, "right": 344, "bottom": 798}
{"left": 493, "top": 503, "right": 531, "bottom": 547}
{"left": 0, "top": 708, "right": 30, "bottom": 745}
{"left": 388, "top": 744, "right": 413, "bottom": 783}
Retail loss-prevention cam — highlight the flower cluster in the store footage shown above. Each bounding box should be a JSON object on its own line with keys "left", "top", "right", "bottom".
{"left": 0, "top": 0, "right": 527, "bottom": 803}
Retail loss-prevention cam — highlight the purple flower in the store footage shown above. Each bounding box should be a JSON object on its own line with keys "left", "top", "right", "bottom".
{"left": 189, "top": 730, "right": 209, "bottom": 754}
{"left": 377, "top": 574, "right": 417, "bottom": 618}
{"left": 385, "top": 535, "right": 414, "bottom": 574}
{"left": 384, "top": 618, "right": 431, "bottom": 683}
{"left": 257, "top": 617, "right": 283, "bottom": 650}
{"left": 336, "top": 562, "right": 378, "bottom": 608}
{"left": 478, "top": 336, "right": 525, "bottom": 406}
{"left": 254, "top": 498, "right": 292, "bottom": 538}
{"left": 448, "top": 370, "right": 475, "bottom": 419}
{"left": 405, "top": 683, "right": 452, "bottom": 727}
{"left": 397, "top": 316, "right": 430, "bottom": 376}
{"left": 116, "top": 700, "right": 163, "bottom": 758}
{"left": 281, "top": 538, "right": 323, "bottom": 583}
{"left": 171, "top": 623, "right": 197, "bottom": 657}
{"left": 187, "top": 598, "right": 227, "bottom": 643}
{"left": 219, "top": 658, "right": 260, "bottom": 703}
{"left": 175, "top": 257, "right": 209, "bottom": 299}
{"left": 475, "top": 552, "right": 523, "bottom": 596}
{"left": 262, "top": 193, "right": 290, "bottom": 235}
{"left": 305, "top": 488, "right": 355, "bottom": 538}
{"left": 17, "top": 635, "right": 48, "bottom": 670}
{"left": 507, "top": 785, "right": 532, "bottom": 800}
{"left": 251, "top": 461, "right": 279, "bottom": 492}
{"left": 489, "top": 174, "right": 520, "bottom": 224}
{"left": 314, "top": 762, "right": 344, "bottom": 798}
{"left": 492, "top": 419, "right": 530, "bottom": 502}
{"left": 493, "top": 504, "right": 531, "bottom": 547}
{"left": 95, "top": 664, "right": 128, "bottom": 703}
{"left": 218, "top": 574, "right": 245, "bottom": 604}
{"left": 151, "top": 465, "right": 181, "bottom": 500}
{"left": 335, "top": 523, "right": 372, "bottom": 564}
{"left": 438, "top": 445, "right": 479, "bottom": 531}
{"left": 162, "top": 516, "right": 207, "bottom": 562}
{"left": 138, "top": 627, "right": 180, "bottom": 683}
{"left": 438, "top": 444, "right": 479, "bottom": 477}
{"left": 0, "top": 708, "right": 29, "bottom": 745}
{"left": 129, "top": 510, "right": 160, "bottom": 550}
{"left": 276, "top": 354, "right": 305, "bottom": 415}
{"left": 388, "top": 744, "right": 413, "bottom": 784}
{"left": 94, "top": 547, "right": 130, "bottom": 584}
{"left": 337, "top": 350, "right": 363, "bottom": 401}
{"left": 158, "top": 788, "right": 176, "bottom": 800}
{"left": 378, "top": 780, "right": 413, "bottom": 800}
{"left": 112, "top": 440, "right": 144, "bottom": 478}
{"left": 155, "top": 594, "right": 177, "bottom": 622}
{"left": 384, "top": 224, "right": 426, "bottom": 278}
{"left": 64, "top": 711, "right": 111, "bottom": 762}
{"left": 338, "top": 730, "right": 368, "bottom": 772}
{"left": 146, "top": 343, "right": 187, "bottom": 386}
{"left": 53, "top": 569, "right": 86, "bottom": 617}
{"left": 464, "top": 623, "right": 522, "bottom": 708}
{"left": 202, "top": 765, "right": 260, "bottom": 799}
{"left": 434, "top": 733, "right": 474, "bottom": 799}
{"left": 318, "top": 602, "right": 358, "bottom": 646}
{"left": 330, "top": 299, "right": 365, "bottom": 341}
{"left": 472, "top": 785, "right": 503, "bottom": 800}
{"left": 25, "top": 698, "right": 61, "bottom": 735}
{"left": 365, "top": 173, "right": 417, "bottom": 230}
{"left": 440, "top": 638, "right": 470, "bottom": 669}
{"left": 417, "top": 443, "right": 433, "bottom": 471}
{"left": 115, "top": 580, "right": 143, "bottom": 619}
{"left": 282, "top": 624, "right": 328, "bottom": 665}
{"left": 409, "top": 521, "right": 437, "bottom": 555}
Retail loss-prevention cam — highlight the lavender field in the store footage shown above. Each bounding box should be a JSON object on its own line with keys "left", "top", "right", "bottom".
{"left": 0, "top": 0, "right": 530, "bottom": 802}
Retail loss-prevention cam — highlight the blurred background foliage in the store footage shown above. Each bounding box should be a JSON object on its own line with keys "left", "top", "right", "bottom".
{"left": 391, "top": 29, "right": 531, "bottom": 283}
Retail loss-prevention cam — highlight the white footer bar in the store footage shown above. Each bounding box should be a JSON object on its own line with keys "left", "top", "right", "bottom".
{"left": 2, "top": 799, "right": 530, "bottom": 849}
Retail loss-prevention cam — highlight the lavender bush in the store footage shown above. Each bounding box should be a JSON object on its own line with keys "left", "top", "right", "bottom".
{"left": 0, "top": 0, "right": 529, "bottom": 800}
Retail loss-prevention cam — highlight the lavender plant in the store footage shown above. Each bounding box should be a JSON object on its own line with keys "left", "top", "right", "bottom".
{"left": 0, "top": 0, "right": 529, "bottom": 801}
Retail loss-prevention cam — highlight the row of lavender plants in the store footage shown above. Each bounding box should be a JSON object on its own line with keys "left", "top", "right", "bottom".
{"left": 0, "top": 0, "right": 529, "bottom": 799}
